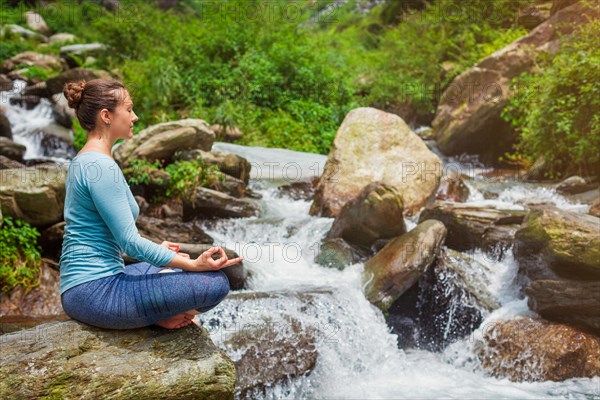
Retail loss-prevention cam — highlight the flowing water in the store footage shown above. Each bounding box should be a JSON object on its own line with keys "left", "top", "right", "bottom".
{"left": 4, "top": 81, "right": 599, "bottom": 399}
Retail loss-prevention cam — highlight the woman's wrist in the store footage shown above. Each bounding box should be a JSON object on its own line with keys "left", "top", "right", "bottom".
{"left": 165, "top": 253, "right": 195, "bottom": 271}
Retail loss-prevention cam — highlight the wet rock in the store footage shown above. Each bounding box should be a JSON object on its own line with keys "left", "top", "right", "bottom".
{"left": 387, "top": 248, "right": 498, "bottom": 351}
{"left": 0, "top": 155, "right": 25, "bottom": 169}
{"left": 0, "top": 165, "right": 67, "bottom": 227}
{"left": 177, "top": 243, "right": 248, "bottom": 291}
{"left": 0, "top": 109, "right": 13, "bottom": 139}
{"left": 514, "top": 205, "right": 600, "bottom": 281}
{"left": 326, "top": 182, "right": 406, "bottom": 250}
{"left": 419, "top": 201, "right": 526, "bottom": 253}
{"left": 182, "top": 186, "right": 261, "bottom": 220}
{"left": 60, "top": 43, "right": 108, "bottom": 68}
{"left": 526, "top": 280, "right": 600, "bottom": 336}
{"left": 39, "top": 221, "right": 66, "bottom": 261}
{"left": 0, "top": 24, "right": 48, "bottom": 43}
{"left": 25, "top": 11, "right": 51, "bottom": 36}
{"left": 114, "top": 119, "right": 215, "bottom": 165}
{"left": 175, "top": 149, "right": 251, "bottom": 185}
{"left": 0, "top": 137, "right": 26, "bottom": 162}
{"left": 310, "top": 107, "right": 442, "bottom": 217}
{"left": 1, "top": 51, "right": 63, "bottom": 75}
{"left": 433, "top": 2, "right": 599, "bottom": 164}
{"left": 135, "top": 214, "right": 214, "bottom": 245}
{"left": 363, "top": 220, "right": 447, "bottom": 311}
{"left": 0, "top": 320, "right": 236, "bottom": 399}
{"left": 276, "top": 180, "right": 315, "bottom": 201}
{"left": 0, "top": 260, "right": 64, "bottom": 318}
{"left": 225, "top": 317, "right": 316, "bottom": 397}
{"left": 435, "top": 171, "right": 470, "bottom": 202}
{"left": 555, "top": 176, "right": 597, "bottom": 195}
{"left": 48, "top": 33, "right": 76, "bottom": 45}
{"left": 475, "top": 317, "right": 600, "bottom": 382}
{"left": 315, "top": 237, "right": 370, "bottom": 270}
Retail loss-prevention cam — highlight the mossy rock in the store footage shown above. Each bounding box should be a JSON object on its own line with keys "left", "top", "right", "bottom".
{"left": 0, "top": 320, "right": 236, "bottom": 399}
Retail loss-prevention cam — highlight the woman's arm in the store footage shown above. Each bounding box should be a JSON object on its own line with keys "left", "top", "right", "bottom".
{"left": 166, "top": 246, "right": 244, "bottom": 272}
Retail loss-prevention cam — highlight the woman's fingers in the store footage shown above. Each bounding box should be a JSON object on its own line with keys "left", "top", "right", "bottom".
{"left": 223, "top": 257, "right": 244, "bottom": 267}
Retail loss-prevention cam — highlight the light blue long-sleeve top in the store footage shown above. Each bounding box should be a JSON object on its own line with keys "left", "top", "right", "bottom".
{"left": 59, "top": 151, "right": 177, "bottom": 295}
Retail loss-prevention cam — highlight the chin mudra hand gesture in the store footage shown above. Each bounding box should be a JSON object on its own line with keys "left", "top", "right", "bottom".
{"left": 161, "top": 241, "right": 244, "bottom": 272}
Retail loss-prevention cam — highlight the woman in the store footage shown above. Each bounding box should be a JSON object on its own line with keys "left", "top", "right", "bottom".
{"left": 59, "top": 78, "right": 243, "bottom": 330}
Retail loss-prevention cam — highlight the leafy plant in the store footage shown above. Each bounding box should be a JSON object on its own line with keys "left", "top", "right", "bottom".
{"left": 502, "top": 17, "right": 600, "bottom": 178}
{"left": 122, "top": 158, "right": 164, "bottom": 187}
{"left": 165, "top": 159, "right": 226, "bottom": 199}
{"left": 0, "top": 216, "right": 42, "bottom": 294}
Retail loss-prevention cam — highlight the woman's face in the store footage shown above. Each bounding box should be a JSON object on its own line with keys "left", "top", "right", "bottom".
{"left": 111, "top": 90, "right": 138, "bottom": 140}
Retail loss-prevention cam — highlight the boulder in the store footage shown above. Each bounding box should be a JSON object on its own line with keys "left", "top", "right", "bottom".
{"left": 114, "top": 119, "right": 215, "bottom": 165}
{"left": 435, "top": 171, "right": 470, "bottom": 202}
{"left": 418, "top": 201, "right": 526, "bottom": 253}
{"left": 1, "top": 51, "right": 64, "bottom": 74}
{"left": 514, "top": 205, "right": 600, "bottom": 281}
{"left": 225, "top": 317, "right": 316, "bottom": 397}
{"left": 310, "top": 107, "right": 442, "bottom": 217}
{"left": 325, "top": 182, "right": 406, "bottom": 250}
{"left": 0, "top": 165, "right": 67, "bottom": 227}
{"left": 0, "top": 74, "right": 12, "bottom": 92}
{"left": 0, "top": 24, "right": 48, "bottom": 43}
{"left": 0, "top": 261, "right": 64, "bottom": 318}
{"left": 433, "top": 2, "right": 600, "bottom": 164}
{"left": 475, "top": 317, "right": 600, "bottom": 382}
{"left": 363, "top": 219, "right": 447, "bottom": 311}
{"left": 174, "top": 149, "right": 251, "bottom": 185}
{"left": 0, "top": 137, "right": 26, "bottom": 162}
{"left": 40, "top": 221, "right": 66, "bottom": 261}
{"left": 182, "top": 186, "right": 261, "bottom": 220}
{"left": 129, "top": 127, "right": 201, "bottom": 164}
{"left": 43, "top": 67, "right": 107, "bottom": 97}
{"left": 60, "top": 43, "right": 108, "bottom": 68}
{"left": 0, "top": 320, "right": 236, "bottom": 399}
{"left": 315, "top": 237, "right": 371, "bottom": 270}
{"left": 555, "top": 175, "right": 597, "bottom": 195}
{"left": 276, "top": 179, "right": 316, "bottom": 201}
{"left": 387, "top": 248, "right": 498, "bottom": 350}
{"left": 526, "top": 280, "right": 600, "bottom": 336}
{"left": 51, "top": 92, "right": 76, "bottom": 128}
{"left": 48, "top": 33, "right": 76, "bottom": 44}
{"left": 136, "top": 214, "right": 214, "bottom": 245}
{"left": 0, "top": 109, "right": 12, "bottom": 139}
{"left": 24, "top": 11, "right": 51, "bottom": 36}
{"left": 0, "top": 155, "right": 25, "bottom": 170}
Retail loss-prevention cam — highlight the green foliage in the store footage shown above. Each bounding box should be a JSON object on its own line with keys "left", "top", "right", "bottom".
{"left": 502, "top": 18, "right": 600, "bottom": 178}
{"left": 0, "top": 216, "right": 42, "bottom": 294}
{"left": 72, "top": 118, "right": 87, "bottom": 150}
{"left": 165, "top": 159, "right": 226, "bottom": 199}
{"left": 122, "top": 157, "right": 225, "bottom": 203}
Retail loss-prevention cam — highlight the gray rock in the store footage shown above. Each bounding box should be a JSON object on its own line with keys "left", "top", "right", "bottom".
{"left": 0, "top": 320, "right": 236, "bottom": 399}
{"left": 114, "top": 119, "right": 215, "bottom": 165}
{"left": 315, "top": 237, "right": 370, "bottom": 270}
{"left": 418, "top": 201, "right": 526, "bottom": 253}
{"left": 555, "top": 176, "right": 596, "bottom": 195}
{"left": 183, "top": 186, "right": 261, "bottom": 220}
{"left": 0, "top": 24, "right": 48, "bottom": 43}
{"left": 526, "top": 280, "right": 600, "bottom": 336}
{"left": 1, "top": 51, "right": 63, "bottom": 74}
{"left": 0, "top": 108, "right": 12, "bottom": 139}
{"left": 51, "top": 92, "right": 76, "bottom": 128}
{"left": 0, "top": 165, "right": 67, "bottom": 227}
{"left": 310, "top": 107, "right": 442, "bottom": 217}
{"left": 0, "top": 137, "right": 26, "bottom": 162}
{"left": 514, "top": 205, "right": 600, "bottom": 281}
{"left": 0, "top": 155, "right": 25, "bottom": 170}
{"left": 363, "top": 219, "right": 447, "bottom": 311}
{"left": 25, "top": 11, "right": 51, "bottom": 36}
{"left": 49, "top": 33, "right": 76, "bottom": 44}
{"left": 326, "top": 182, "right": 406, "bottom": 250}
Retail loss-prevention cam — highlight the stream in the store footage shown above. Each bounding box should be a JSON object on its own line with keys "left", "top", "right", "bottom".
{"left": 3, "top": 81, "right": 599, "bottom": 399}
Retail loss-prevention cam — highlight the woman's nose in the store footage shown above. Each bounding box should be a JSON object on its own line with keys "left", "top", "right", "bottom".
{"left": 132, "top": 112, "right": 139, "bottom": 122}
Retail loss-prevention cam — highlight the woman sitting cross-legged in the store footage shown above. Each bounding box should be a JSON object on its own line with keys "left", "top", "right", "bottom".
{"left": 59, "top": 78, "right": 243, "bottom": 330}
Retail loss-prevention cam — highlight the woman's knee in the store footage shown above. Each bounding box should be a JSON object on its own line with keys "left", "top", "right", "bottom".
{"left": 213, "top": 270, "right": 230, "bottom": 302}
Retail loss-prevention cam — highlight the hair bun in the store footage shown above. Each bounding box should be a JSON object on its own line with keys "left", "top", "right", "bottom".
{"left": 63, "top": 80, "right": 86, "bottom": 110}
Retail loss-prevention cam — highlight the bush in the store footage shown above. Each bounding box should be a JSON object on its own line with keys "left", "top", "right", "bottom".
{"left": 0, "top": 216, "right": 42, "bottom": 294}
{"left": 502, "top": 18, "right": 600, "bottom": 178}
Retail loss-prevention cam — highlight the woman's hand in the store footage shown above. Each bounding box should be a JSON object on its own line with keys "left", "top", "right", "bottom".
{"left": 191, "top": 246, "right": 244, "bottom": 272}
{"left": 160, "top": 241, "right": 190, "bottom": 258}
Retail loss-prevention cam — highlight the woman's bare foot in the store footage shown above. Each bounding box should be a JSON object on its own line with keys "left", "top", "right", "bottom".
{"left": 154, "top": 312, "right": 194, "bottom": 329}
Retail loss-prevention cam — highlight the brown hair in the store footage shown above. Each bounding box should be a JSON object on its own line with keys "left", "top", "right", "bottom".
{"left": 63, "top": 79, "right": 127, "bottom": 132}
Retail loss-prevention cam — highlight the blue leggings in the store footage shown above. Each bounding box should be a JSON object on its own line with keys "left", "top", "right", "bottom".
{"left": 61, "top": 262, "right": 230, "bottom": 330}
